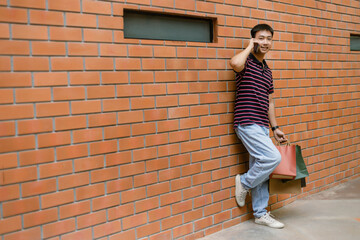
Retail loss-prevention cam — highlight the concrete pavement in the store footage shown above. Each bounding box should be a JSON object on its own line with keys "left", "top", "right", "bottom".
{"left": 200, "top": 177, "right": 360, "bottom": 240}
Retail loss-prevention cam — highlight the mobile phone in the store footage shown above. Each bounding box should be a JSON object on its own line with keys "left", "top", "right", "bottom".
{"left": 254, "top": 42, "right": 259, "bottom": 53}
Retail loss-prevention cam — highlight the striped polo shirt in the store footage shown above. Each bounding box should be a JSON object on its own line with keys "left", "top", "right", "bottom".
{"left": 234, "top": 53, "right": 274, "bottom": 129}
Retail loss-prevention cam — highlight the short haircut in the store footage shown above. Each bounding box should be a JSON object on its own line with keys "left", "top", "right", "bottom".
{"left": 251, "top": 24, "right": 274, "bottom": 38}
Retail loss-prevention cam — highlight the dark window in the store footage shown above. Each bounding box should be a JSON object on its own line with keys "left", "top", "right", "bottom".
{"left": 350, "top": 34, "right": 360, "bottom": 51}
{"left": 124, "top": 9, "right": 214, "bottom": 43}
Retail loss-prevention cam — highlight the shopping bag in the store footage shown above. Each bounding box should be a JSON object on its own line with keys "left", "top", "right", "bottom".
{"left": 270, "top": 142, "right": 297, "bottom": 180}
{"left": 269, "top": 178, "right": 302, "bottom": 194}
{"left": 295, "top": 145, "right": 309, "bottom": 180}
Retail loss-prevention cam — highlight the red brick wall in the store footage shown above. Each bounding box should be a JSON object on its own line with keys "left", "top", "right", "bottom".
{"left": 0, "top": 0, "right": 359, "bottom": 239}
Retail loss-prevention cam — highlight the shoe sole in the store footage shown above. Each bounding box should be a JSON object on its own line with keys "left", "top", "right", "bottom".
{"left": 235, "top": 174, "right": 245, "bottom": 207}
{"left": 255, "top": 220, "right": 285, "bottom": 229}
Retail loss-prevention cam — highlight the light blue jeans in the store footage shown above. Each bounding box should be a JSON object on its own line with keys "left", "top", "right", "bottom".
{"left": 235, "top": 124, "right": 281, "bottom": 218}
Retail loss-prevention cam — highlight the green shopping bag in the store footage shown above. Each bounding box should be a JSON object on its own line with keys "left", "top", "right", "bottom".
{"left": 295, "top": 145, "right": 309, "bottom": 180}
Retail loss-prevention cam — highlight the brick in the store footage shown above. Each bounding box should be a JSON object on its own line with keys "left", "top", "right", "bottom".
{"left": 162, "top": 215, "right": 182, "bottom": 231}
{"left": 119, "top": 136, "right": 144, "bottom": 151}
{"left": 0, "top": 40, "right": 29, "bottom": 55}
{"left": 0, "top": 135, "right": 35, "bottom": 153}
{"left": 71, "top": 100, "right": 101, "bottom": 114}
{"left": 148, "top": 206, "right": 171, "bottom": 223}
{"left": 88, "top": 85, "right": 115, "bottom": 99}
{"left": 137, "top": 222, "right": 161, "bottom": 238}
{"left": 3, "top": 227, "right": 41, "bottom": 240}
{"left": 120, "top": 162, "right": 145, "bottom": 177}
{"left": 91, "top": 166, "right": 119, "bottom": 183}
{"left": 141, "top": 58, "right": 165, "bottom": 70}
{"left": 77, "top": 211, "right": 106, "bottom": 229}
{"left": 42, "top": 219, "right": 76, "bottom": 239}
{"left": 37, "top": 131, "right": 71, "bottom": 148}
{"left": 93, "top": 220, "right": 122, "bottom": 239}
{"left": 0, "top": 121, "right": 15, "bottom": 137}
{"left": 121, "top": 187, "right": 146, "bottom": 204}
{"left": 12, "top": 24, "right": 47, "bottom": 40}
{"left": 66, "top": 12, "right": 97, "bottom": 27}
{"left": 102, "top": 71, "right": 128, "bottom": 84}
{"left": 0, "top": 215, "right": 21, "bottom": 235}
{"left": 48, "top": 0, "right": 80, "bottom": 12}
{"left": 73, "top": 128, "right": 102, "bottom": 143}
{"left": 18, "top": 118, "right": 52, "bottom": 135}
{"left": 89, "top": 139, "right": 117, "bottom": 155}
{"left": 160, "top": 191, "right": 182, "bottom": 206}
{"left": 104, "top": 125, "right": 131, "bottom": 140}
{"left": 76, "top": 183, "right": 105, "bottom": 201}
{"left": 19, "top": 148, "right": 55, "bottom": 166}
{"left": 85, "top": 57, "right": 114, "bottom": 70}
{"left": 36, "top": 102, "right": 69, "bottom": 117}
{"left": 93, "top": 194, "right": 120, "bottom": 211}
{"left": 22, "top": 178, "right": 57, "bottom": 197}
{"left": 23, "top": 208, "right": 58, "bottom": 228}
{"left": 55, "top": 115, "right": 86, "bottom": 131}
{"left": 89, "top": 113, "right": 116, "bottom": 127}
{"left": 118, "top": 110, "right": 144, "bottom": 124}
{"left": 116, "top": 58, "right": 141, "bottom": 70}
{"left": 58, "top": 172, "right": 89, "bottom": 190}
{"left": 33, "top": 72, "right": 68, "bottom": 86}
{"left": 100, "top": 43, "right": 127, "bottom": 56}
{"left": 168, "top": 83, "right": 189, "bottom": 95}
{"left": 74, "top": 155, "right": 104, "bottom": 172}
{"left": 3, "top": 197, "right": 39, "bottom": 217}
{"left": 68, "top": 42, "right": 98, "bottom": 56}
{"left": 0, "top": 56, "right": 10, "bottom": 70}
{"left": 30, "top": 9, "right": 63, "bottom": 25}
{"left": 155, "top": 71, "right": 177, "bottom": 82}
{"left": 109, "top": 229, "right": 136, "bottom": 240}
{"left": 132, "top": 122, "right": 156, "bottom": 136}
{"left": 62, "top": 229, "right": 93, "bottom": 240}
{"left": 135, "top": 195, "right": 159, "bottom": 213}
{"left": 39, "top": 161, "right": 72, "bottom": 178}
{"left": 16, "top": 88, "right": 51, "bottom": 103}
{"left": 0, "top": 23, "right": 9, "bottom": 38}
{"left": 156, "top": 95, "right": 178, "bottom": 108}
{"left": 0, "top": 153, "right": 17, "bottom": 170}
{"left": 173, "top": 223, "right": 193, "bottom": 239}
{"left": 49, "top": 26, "right": 82, "bottom": 41}
{"left": 128, "top": 45, "right": 153, "bottom": 57}
{"left": 70, "top": 72, "right": 100, "bottom": 85}
{"left": 159, "top": 167, "right": 181, "bottom": 182}
{"left": 107, "top": 201, "right": 134, "bottom": 220}
{"left": 84, "top": 28, "right": 113, "bottom": 42}
{"left": 131, "top": 73, "right": 155, "bottom": 86}
{"left": 0, "top": 7, "right": 27, "bottom": 23}
{"left": 13, "top": 57, "right": 49, "bottom": 71}
{"left": 122, "top": 212, "right": 147, "bottom": 230}
{"left": 83, "top": 0, "right": 111, "bottom": 14}
{"left": 59, "top": 201, "right": 91, "bottom": 219}
{"left": 105, "top": 151, "right": 131, "bottom": 167}
{"left": 145, "top": 133, "right": 168, "bottom": 147}
{"left": 51, "top": 57, "right": 83, "bottom": 71}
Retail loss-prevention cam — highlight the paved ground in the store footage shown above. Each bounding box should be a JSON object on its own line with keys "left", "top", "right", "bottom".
{"left": 200, "top": 177, "right": 360, "bottom": 240}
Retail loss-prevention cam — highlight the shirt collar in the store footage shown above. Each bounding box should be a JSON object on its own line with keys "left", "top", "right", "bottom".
{"left": 249, "top": 53, "right": 269, "bottom": 68}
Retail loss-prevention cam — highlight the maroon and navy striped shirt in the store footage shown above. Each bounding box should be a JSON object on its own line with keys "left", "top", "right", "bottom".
{"left": 234, "top": 53, "right": 274, "bottom": 129}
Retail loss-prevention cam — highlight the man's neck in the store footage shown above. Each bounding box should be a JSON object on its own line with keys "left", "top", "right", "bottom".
{"left": 253, "top": 52, "right": 265, "bottom": 63}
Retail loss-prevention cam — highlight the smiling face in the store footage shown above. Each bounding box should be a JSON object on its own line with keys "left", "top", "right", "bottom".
{"left": 254, "top": 30, "right": 273, "bottom": 54}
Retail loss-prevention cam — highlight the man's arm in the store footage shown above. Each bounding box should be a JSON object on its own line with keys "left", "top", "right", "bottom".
{"left": 229, "top": 39, "right": 255, "bottom": 72}
{"left": 268, "top": 94, "right": 287, "bottom": 143}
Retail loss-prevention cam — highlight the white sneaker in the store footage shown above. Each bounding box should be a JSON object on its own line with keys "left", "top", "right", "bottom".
{"left": 255, "top": 212, "right": 285, "bottom": 229}
{"left": 235, "top": 174, "right": 248, "bottom": 207}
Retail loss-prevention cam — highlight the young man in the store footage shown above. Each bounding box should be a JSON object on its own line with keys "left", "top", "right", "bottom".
{"left": 229, "top": 24, "right": 287, "bottom": 229}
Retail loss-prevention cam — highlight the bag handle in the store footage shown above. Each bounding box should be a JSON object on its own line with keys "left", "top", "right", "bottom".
{"left": 276, "top": 140, "right": 291, "bottom": 146}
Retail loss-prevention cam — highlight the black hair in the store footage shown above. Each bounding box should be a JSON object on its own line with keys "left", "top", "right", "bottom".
{"left": 251, "top": 24, "right": 274, "bottom": 38}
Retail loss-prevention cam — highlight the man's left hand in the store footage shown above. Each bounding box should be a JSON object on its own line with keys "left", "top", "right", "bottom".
{"left": 274, "top": 129, "right": 288, "bottom": 143}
